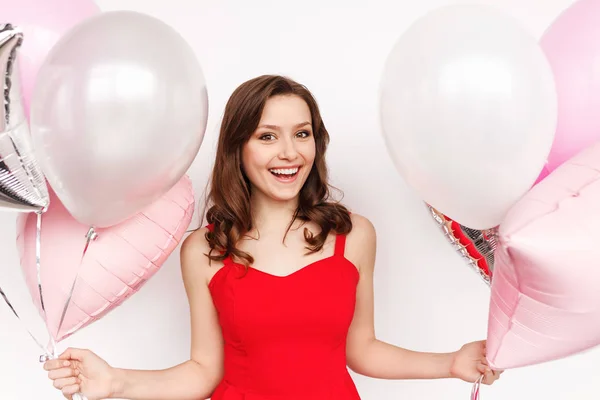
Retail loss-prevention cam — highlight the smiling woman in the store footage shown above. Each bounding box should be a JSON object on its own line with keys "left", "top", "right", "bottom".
{"left": 205, "top": 75, "right": 352, "bottom": 268}
{"left": 243, "top": 97, "right": 316, "bottom": 201}
{"left": 43, "top": 75, "right": 500, "bottom": 400}
{"left": 256, "top": 118, "right": 312, "bottom": 183}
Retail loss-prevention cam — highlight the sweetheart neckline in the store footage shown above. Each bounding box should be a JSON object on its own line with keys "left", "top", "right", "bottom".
{"left": 208, "top": 254, "right": 359, "bottom": 289}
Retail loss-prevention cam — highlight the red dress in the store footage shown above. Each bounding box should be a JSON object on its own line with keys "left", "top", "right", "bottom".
{"left": 208, "top": 230, "right": 361, "bottom": 399}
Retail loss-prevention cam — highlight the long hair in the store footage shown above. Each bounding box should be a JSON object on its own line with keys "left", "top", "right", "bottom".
{"left": 204, "top": 75, "right": 352, "bottom": 266}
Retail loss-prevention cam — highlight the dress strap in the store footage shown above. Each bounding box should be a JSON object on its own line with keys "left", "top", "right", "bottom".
{"left": 334, "top": 233, "right": 346, "bottom": 257}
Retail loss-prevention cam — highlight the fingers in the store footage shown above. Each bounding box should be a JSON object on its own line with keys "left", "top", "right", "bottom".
{"left": 51, "top": 374, "right": 81, "bottom": 398}
{"left": 44, "top": 347, "right": 89, "bottom": 370}
{"left": 475, "top": 360, "right": 501, "bottom": 385}
{"left": 482, "top": 368, "right": 503, "bottom": 385}
{"left": 44, "top": 359, "right": 71, "bottom": 371}
{"left": 59, "top": 347, "right": 89, "bottom": 362}
{"left": 61, "top": 383, "right": 81, "bottom": 397}
{"left": 44, "top": 354, "right": 83, "bottom": 396}
{"left": 53, "top": 376, "right": 79, "bottom": 389}
{"left": 483, "top": 369, "right": 495, "bottom": 384}
{"left": 48, "top": 366, "right": 79, "bottom": 380}
{"left": 44, "top": 348, "right": 89, "bottom": 377}
{"left": 476, "top": 362, "right": 487, "bottom": 375}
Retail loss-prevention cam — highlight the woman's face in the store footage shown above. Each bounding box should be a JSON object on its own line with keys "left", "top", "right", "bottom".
{"left": 242, "top": 95, "right": 316, "bottom": 203}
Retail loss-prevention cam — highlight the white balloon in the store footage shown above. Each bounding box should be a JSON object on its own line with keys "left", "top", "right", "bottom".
{"left": 380, "top": 5, "right": 557, "bottom": 229}
{"left": 30, "top": 11, "right": 208, "bottom": 228}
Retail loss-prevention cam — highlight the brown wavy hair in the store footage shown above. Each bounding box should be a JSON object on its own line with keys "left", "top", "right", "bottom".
{"left": 204, "top": 75, "right": 352, "bottom": 266}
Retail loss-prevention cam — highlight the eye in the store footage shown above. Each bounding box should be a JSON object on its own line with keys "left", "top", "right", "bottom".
{"left": 259, "top": 133, "right": 276, "bottom": 141}
{"left": 296, "top": 130, "right": 311, "bottom": 139}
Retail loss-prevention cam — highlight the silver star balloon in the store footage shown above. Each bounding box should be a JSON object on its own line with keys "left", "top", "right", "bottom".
{"left": 0, "top": 24, "right": 49, "bottom": 213}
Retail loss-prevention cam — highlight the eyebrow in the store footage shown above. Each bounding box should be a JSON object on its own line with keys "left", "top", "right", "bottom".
{"left": 257, "top": 121, "right": 312, "bottom": 130}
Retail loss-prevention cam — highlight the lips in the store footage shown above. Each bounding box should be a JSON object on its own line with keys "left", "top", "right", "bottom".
{"left": 269, "top": 167, "right": 299, "bottom": 176}
{"left": 268, "top": 166, "right": 300, "bottom": 182}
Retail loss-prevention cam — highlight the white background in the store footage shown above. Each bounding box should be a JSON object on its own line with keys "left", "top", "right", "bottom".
{"left": 1, "top": 0, "right": 596, "bottom": 399}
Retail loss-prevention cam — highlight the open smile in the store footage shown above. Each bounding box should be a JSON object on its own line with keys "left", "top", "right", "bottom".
{"left": 268, "top": 166, "right": 300, "bottom": 183}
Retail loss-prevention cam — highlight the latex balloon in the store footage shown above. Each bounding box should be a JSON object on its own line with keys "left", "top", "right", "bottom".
{"left": 486, "top": 141, "right": 600, "bottom": 369}
{"left": 540, "top": 0, "right": 600, "bottom": 172}
{"left": 428, "top": 165, "right": 550, "bottom": 286}
{"left": 0, "top": 0, "right": 99, "bottom": 115}
{"left": 0, "top": 24, "right": 48, "bottom": 212}
{"left": 380, "top": 4, "right": 557, "bottom": 230}
{"left": 30, "top": 11, "right": 208, "bottom": 228}
{"left": 16, "top": 175, "right": 195, "bottom": 342}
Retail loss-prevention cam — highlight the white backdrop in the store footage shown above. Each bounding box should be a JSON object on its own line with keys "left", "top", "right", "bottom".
{"left": 1, "top": 0, "right": 596, "bottom": 399}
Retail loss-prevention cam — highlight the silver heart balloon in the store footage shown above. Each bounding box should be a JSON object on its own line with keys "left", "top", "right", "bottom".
{"left": 0, "top": 24, "right": 49, "bottom": 213}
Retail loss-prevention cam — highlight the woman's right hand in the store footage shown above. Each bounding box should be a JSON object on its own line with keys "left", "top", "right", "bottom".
{"left": 44, "top": 348, "right": 120, "bottom": 400}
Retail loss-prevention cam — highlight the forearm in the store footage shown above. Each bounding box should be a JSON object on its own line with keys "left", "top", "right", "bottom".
{"left": 111, "top": 360, "right": 221, "bottom": 400}
{"left": 347, "top": 339, "right": 454, "bottom": 380}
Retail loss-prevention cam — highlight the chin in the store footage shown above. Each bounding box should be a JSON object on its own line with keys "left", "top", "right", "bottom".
{"left": 259, "top": 172, "right": 307, "bottom": 203}
{"left": 268, "top": 189, "right": 302, "bottom": 203}
{"left": 262, "top": 181, "right": 305, "bottom": 203}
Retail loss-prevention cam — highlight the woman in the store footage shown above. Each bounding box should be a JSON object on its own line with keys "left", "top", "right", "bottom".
{"left": 44, "top": 75, "right": 501, "bottom": 400}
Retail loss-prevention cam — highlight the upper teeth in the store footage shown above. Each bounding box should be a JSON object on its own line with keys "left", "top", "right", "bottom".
{"left": 270, "top": 168, "right": 298, "bottom": 175}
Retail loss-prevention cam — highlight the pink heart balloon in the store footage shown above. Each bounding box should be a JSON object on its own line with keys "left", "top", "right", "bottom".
{"left": 486, "top": 142, "right": 600, "bottom": 369}
{"left": 16, "top": 176, "right": 194, "bottom": 342}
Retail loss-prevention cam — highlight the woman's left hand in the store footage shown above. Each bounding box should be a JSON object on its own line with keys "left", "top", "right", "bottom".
{"left": 449, "top": 340, "right": 503, "bottom": 385}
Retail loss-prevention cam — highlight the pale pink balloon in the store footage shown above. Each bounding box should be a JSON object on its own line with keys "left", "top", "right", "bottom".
{"left": 16, "top": 176, "right": 195, "bottom": 342}
{"left": 3, "top": 0, "right": 100, "bottom": 113}
{"left": 540, "top": 0, "right": 600, "bottom": 172}
{"left": 533, "top": 165, "right": 550, "bottom": 186}
{"left": 486, "top": 141, "right": 600, "bottom": 369}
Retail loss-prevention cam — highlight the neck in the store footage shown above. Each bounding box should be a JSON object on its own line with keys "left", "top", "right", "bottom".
{"left": 250, "top": 191, "right": 299, "bottom": 234}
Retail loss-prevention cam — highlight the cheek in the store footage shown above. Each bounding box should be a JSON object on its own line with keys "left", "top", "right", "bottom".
{"left": 301, "top": 141, "right": 316, "bottom": 165}
{"left": 242, "top": 143, "right": 269, "bottom": 175}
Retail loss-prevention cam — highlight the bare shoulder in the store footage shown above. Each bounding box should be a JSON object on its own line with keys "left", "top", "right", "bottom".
{"left": 348, "top": 213, "right": 376, "bottom": 241}
{"left": 180, "top": 227, "right": 217, "bottom": 286}
{"left": 345, "top": 213, "right": 377, "bottom": 272}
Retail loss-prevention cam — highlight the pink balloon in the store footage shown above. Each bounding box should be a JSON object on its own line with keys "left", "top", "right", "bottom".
{"left": 540, "top": 0, "right": 600, "bottom": 172}
{"left": 486, "top": 141, "right": 600, "bottom": 369}
{"left": 4, "top": 0, "right": 100, "bottom": 113}
{"left": 16, "top": 176, "right": 194, "bottom": 342}
{"left": 533, "top": 165, "right": 550, "bottom": 186}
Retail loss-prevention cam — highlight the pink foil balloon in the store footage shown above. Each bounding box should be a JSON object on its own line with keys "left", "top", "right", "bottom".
{"left": 486, "top": 142, "right": 600, "bottom": 369}
{"left": 3, "top": 0, "right": 100, "bottom": 114}
{"left": 16, "top": 176, "right": 194, "bottom": 342}
{"left": 540, "top": 0, "right": 600, "bottom": 172}
{"left": 533, "top": 165, "right": 550, "bottom": 186}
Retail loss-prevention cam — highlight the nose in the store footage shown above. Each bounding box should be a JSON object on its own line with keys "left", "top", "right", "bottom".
{"left": 278, "top": 135, "right": 299, "bottom": 161}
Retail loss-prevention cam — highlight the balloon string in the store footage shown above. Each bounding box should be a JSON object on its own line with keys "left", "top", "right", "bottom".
{"left": 35, "top": 209, "right": 56, "bottom": 357}
{"left": 0, "top": 285, "right": 49, "bottom": 356}
{"left": 55, "top": 226, "right": 98, "bottom": 340}
{"left": 470, "top": 374, "right": 484, "bottom": 400}
{"left": 0, "top": 210, "right": 53, "bottom": 362}
{"left": 0, "top": 212, "right": 89, "bottom": 400}
{"left": 51, "top": 226, "right": 97, "bottom": 400}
